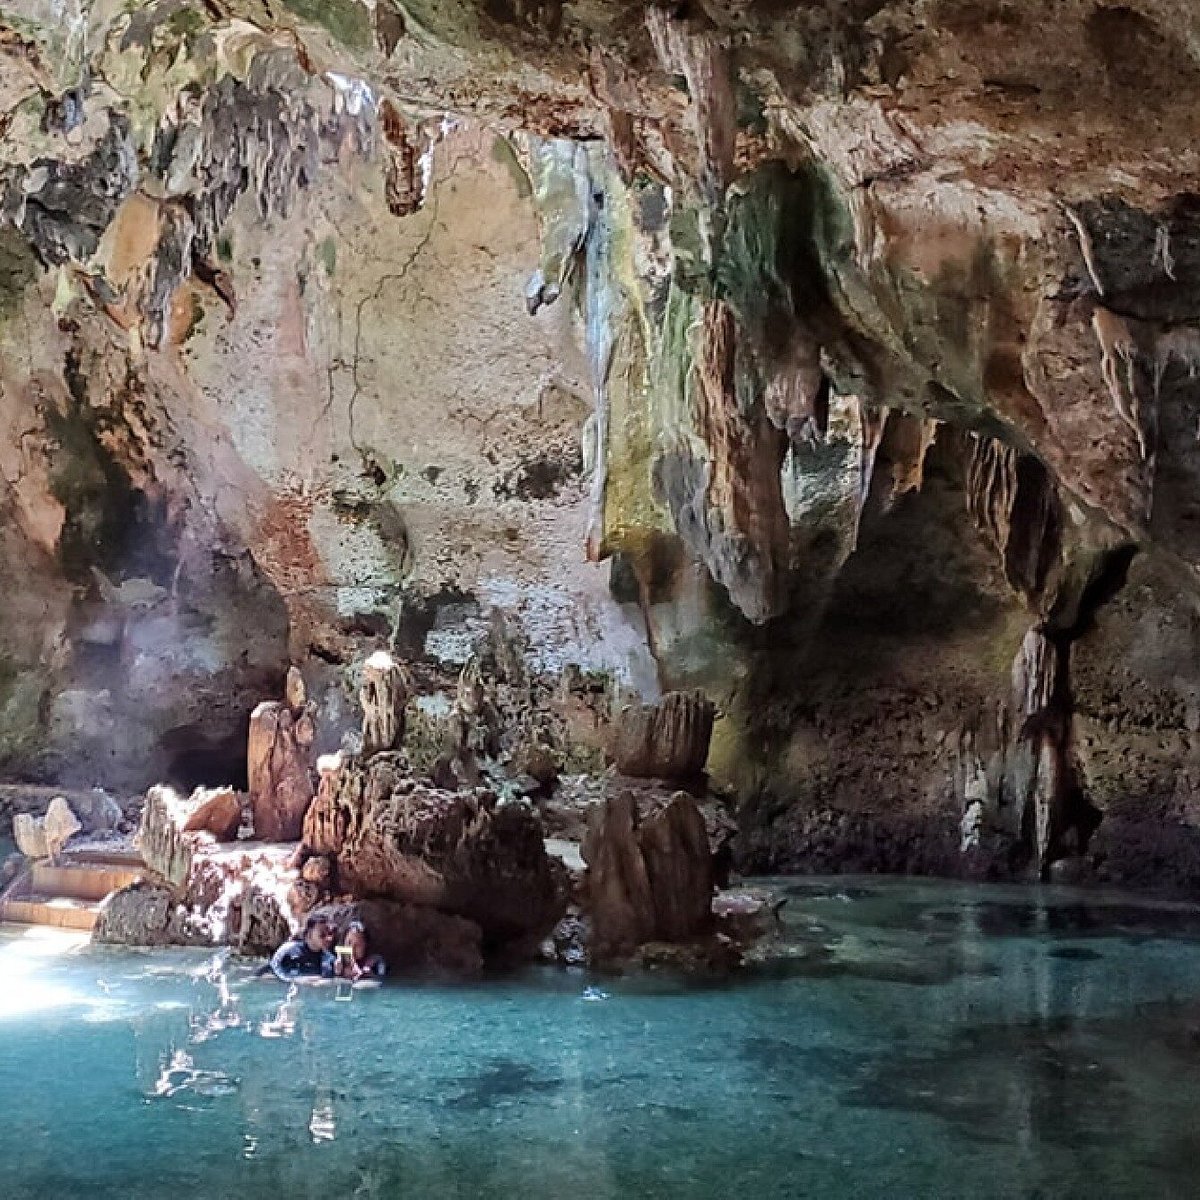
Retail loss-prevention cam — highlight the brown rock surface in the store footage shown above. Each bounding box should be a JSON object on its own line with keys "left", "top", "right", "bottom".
{"left": 312, "top": 899, "right": 484, "bottom": 977}
{"left": 248, "top": 676, "right": 317, "bottom": 842}
{"left": 582, "top": 791, "right": 713, "bottom": 960}
{"left": 611, "top": 691, "right": 715, "bottom": 780}
{"left": 136, "top": 784, "right": 241, "bottom": 888}
{"left": 304, "top": 752, "right": 566, "bottom": 943}
{"left": 182, "top": 787, "right": 242, "bottom": 842}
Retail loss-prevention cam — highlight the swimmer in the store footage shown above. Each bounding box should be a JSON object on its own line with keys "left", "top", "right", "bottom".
{"left": 335, "top": 921, "right": 387, "bottom": 982}
{"left": 267, "top": 914, "right": 337, "bottom": 982}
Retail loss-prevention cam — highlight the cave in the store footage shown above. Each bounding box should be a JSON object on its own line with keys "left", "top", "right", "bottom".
{"left": 3, "top": 1, "right": 1200, "bottom": 1195}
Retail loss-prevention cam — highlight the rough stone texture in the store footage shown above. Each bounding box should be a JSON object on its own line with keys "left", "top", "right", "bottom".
{"left": 135, "top": 784, "right": 205, "bottom": 889}
{"left": 181, "top": 787, "right": 242, "bottom": 843}
{"left": 581, "top": 791, "right": 713, "bottom": 960}
{"left": 233, "top": 880, "right": 294, "bottom": 957}
{"left": 11, "top": 812, "right": 47, "bottom": 860}
{"left": 311, "top": 898, "right": 484, "bottom": 976}
{"left": 97, "top": 836, "right": 300, "bottom": 950}
{"left": 611, "top": 691, "right": 715, "bottom": 780}
{"left": 247, "top": 677, "right": 316, "bottom": 842}
{"left": 94, "top": 880, "right": 177, "bottom": 947}
{"left": 304, "top": 752, "right": 566, "bottom": 943}
{"left": 14, "top": 795, "right": 82, "bottom": 860}
{"left": 360, "top": 650, "right": 407, "bottom": 756}
{"left": 4, "top": 0, "right": 1200, "bottom": 891}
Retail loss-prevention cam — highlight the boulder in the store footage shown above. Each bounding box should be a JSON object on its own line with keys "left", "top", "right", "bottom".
{"left": 72, "top": 789, "right": 124, "bottom": 834}
{"left": 312, "top": 899, "right": 483, "bottom": 976}
{"left": 303, "top": 751, "right": 567, "bottom": 943}
{"left": 14, "top": 796, "right": 83, "bottom": 860}
{"left": 94, "top": 880, "right": 176, "bottom": 945}
{"left": 582, "top": 791, "right": 713, "bottom": 960}
{"left": 182, "top": 787, "right": 242, "bottom": 842}
{"left": 247, "top": 678, "right": 316, "bottom": 841}
{"left": 135, "top": 785, "right": 205, "bottom": 887}
{"left": 611, "top": 690, "right": 715, "bottom": 779}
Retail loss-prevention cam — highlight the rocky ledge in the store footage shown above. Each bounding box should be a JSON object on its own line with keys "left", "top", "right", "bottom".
{"left": 72, "top": 660, "right": 765, "bottom": 974}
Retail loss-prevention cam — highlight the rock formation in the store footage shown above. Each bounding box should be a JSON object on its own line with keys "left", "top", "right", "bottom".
{"left": 611, "top": 691, "right": 715, "bottom": 780}
{"left": 581, "top": 791, "right": 713, "bottom": 961}
{"left": 13, "top": 796, "right": 82, "bottom": 861}
{"left": 247, "top": 668, "right": 316, "bottom": 842}
{"left": 304, "top": 751, "right": 566, "bottom": 944}
{"left": 135, "top": 783, "right": 241, "bottom": 887}
{"left": 360, "top": 651, "right": 407, "bottom": 756}
{"left": 4, "top": 0, "right": 1200, "bottom": 896}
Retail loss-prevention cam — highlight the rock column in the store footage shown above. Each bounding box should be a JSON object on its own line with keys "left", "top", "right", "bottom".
{"left": 360, "top": 650, "right": 407, "bottom": 756}
{"left": 248, "top": 666, "right": 316, "bottom": 842}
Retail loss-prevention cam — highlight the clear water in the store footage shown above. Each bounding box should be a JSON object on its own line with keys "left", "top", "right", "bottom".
{"left": 4, "top": 877, "right": 1200, "bottom": 1199}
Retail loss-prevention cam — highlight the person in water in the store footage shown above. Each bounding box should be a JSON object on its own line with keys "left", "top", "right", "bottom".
{"left": 269, "top": 914, "right": 337, "bottom": 981}
{"left": 335, "top": 920, "right": 386, "bottom": 981}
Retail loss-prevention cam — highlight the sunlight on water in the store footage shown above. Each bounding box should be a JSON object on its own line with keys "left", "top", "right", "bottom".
{"left": 5, "top": 879, "right": 1200, "bottom": 1198}
{"left": 0, "top": 926, "right": 93, "bottom": 1018}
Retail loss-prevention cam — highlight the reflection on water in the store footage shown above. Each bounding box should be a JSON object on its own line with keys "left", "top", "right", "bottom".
{"left": 4, "top": 878, "right": 1200, "bottom": 1198}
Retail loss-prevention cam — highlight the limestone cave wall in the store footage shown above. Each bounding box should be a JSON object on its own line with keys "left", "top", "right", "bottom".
{"left": 3, "top": 0, "right": 1200, "bottom": 886}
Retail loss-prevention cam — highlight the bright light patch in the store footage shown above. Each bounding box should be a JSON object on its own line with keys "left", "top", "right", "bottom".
{"left": 325, "top": 72, "right": 376, "bottom": 117}
{"left": 0, "top": 928, "right": 107, "bottom": 1020}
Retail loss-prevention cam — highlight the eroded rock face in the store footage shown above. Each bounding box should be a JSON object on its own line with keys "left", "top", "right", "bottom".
{"left": 611, "top": 691, "right": 715, "bottom": 780}
{"left": 304, "top": 752, "right": 566, "bottom": 943}
{"left": 581, "top": 791, "right": 713, "bottom": 960}
{"left": 135, "top": 784, "right": 220, "bottom": 888}
{"left": 5, "top": 0, "right": 1200, "bottom": 892}
{"left": 247, "top": 671, "right": 316, "bottom": 842}
{"left": 94, "top": 880, "right": 177, "bottom": 947}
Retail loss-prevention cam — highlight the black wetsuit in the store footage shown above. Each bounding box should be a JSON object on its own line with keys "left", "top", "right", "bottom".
{"left": 269, "top": 938, "right": 335, "bottom": 980}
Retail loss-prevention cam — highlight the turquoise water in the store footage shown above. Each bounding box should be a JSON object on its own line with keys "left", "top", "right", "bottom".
{"left": 5, "top": 878, "right": 1200, "bottom": 1198}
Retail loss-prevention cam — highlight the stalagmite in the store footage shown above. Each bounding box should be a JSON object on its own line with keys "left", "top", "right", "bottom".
{"left": 581, "top": 791, "right": 713, "bottom": 960}
{"left": 248, "top": 668, "right": 317, "bottom": 842}
{"left": 611, "top": 690, "right": 715, "bottom": 780}
{"left": 360, "top": 650, "right": 408, "bottom": 757}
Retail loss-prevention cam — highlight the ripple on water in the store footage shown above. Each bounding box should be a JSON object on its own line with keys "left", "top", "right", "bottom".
{"left": 3, "top": 879, "right": 1200, "bottom": 1199}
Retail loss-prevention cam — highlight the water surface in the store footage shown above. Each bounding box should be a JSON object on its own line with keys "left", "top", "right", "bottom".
{"left": 4, "top": 877, "right": 1200, "bottom": 1198}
